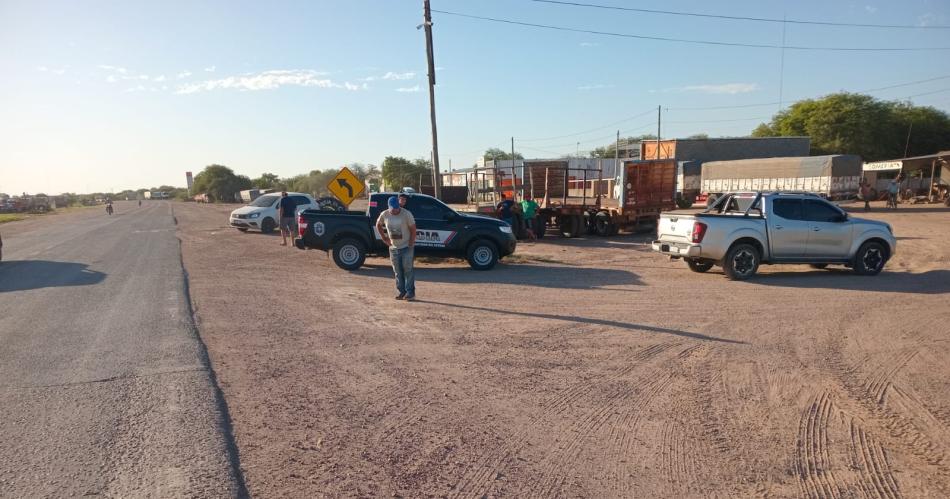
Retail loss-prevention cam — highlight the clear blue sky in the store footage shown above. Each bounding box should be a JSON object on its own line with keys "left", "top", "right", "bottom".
{"left": 2, "top": 0, "right": 949, "bottom": 194}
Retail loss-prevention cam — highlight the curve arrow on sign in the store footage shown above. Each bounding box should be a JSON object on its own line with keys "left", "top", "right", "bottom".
{"left": 337, "top": 179, "right": 354, "bottom": 198}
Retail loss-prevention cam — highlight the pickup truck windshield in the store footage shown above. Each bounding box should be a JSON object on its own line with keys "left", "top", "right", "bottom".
{"left": 250, "top": 195, "right": 279, "bottom": 207}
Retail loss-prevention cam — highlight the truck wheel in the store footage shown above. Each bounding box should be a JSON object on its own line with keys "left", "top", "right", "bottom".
{"left": 575, "top": 215, "right": 588, "bottom": 236}
{"left": 852, "top": 241, "right": 886, "bottom": 276}
{"left": 260, "top": 217, "right": 276, "bottom": 234}
{"left": 686, "top": 259, "right": 714, "bottom": 273}
{"left": 594, "top": 212, "right": 614, "bottom": 236}
{"left": 332, "top": 237, "right": 366, "bottom": 270}
{"left": 723, "top": 243, "right": 760, "bottom": 280}
{"left": 467, "top": 240, "right": 498, "bottom": 270}
{"left": 675, "top": 195, "right": 695, "bottom": 209}
{"left": 559, "top": 215, "right": 580, "bottom": 238}
{"left": 534, "top": 216, "right": 546, "bottom": 239}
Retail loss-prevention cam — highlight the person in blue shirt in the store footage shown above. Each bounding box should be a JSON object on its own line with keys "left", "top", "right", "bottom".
{"left": 496, "top": 194, "right": 515, "bottom": 226}
{"left": 278, "top": 191, "right": 297, "bottom": 246}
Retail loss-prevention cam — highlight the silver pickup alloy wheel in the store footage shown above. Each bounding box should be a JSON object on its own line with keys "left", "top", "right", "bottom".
{"left": 723, "top": 243, "right": 760, "bottom": 281}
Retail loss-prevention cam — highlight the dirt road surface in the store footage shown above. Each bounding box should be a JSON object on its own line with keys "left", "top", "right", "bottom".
{"left": 176, "top": 201, "right": 950, "bottom": 498}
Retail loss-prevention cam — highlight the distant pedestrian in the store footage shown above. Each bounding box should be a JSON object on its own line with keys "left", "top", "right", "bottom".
{"left": 376, "top": 196, "right": 417, "bottom": 301}
{"left": 860, "top": 180, "right": 872, "bottom": 212}
{"left": 887, "top": 176, "right": 900, "bottom": 210}
{"left": 521, "top": 193, "right": 540, "bottom": 240}
{"left": 496, "top": 194, "right": 515, "bottom": 226}
{"left": 278, "top": 191, "right": 296, "bottom": 246}
{"left": 398, "top": 192, "right": 409, "bottom": 208}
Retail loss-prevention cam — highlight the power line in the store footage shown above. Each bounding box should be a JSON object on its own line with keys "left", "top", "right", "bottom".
{"left": 432, "top": 9, "right": 950, "bottom": 51}
{"left": 517, "top": 108, "right": 655, "bottom": 141}
{"left": 665, "top": 116, "right": 770, "bottom": 124}
{"left": 528, "top": 0, "right": 950, "bottom": 30}
{"left": 666, "top": 73, "right": 950, "bottom": 111}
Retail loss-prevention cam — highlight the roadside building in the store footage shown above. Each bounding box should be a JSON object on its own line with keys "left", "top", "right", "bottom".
{"left": 863, "top": 151, "right": 950, "bottom": 203}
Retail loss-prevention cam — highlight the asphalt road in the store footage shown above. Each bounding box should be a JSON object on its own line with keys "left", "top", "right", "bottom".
{"left": 0, "top": 202, "right": 243, "bottom": 497}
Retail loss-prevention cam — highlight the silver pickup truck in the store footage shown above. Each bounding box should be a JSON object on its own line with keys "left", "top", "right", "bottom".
{"left": 652, "top": 192, "right": 896, "bottom": 280}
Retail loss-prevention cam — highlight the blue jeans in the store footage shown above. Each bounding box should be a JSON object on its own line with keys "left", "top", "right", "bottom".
{"left": 389, "top": 246, "right": 415, "bottom": 296}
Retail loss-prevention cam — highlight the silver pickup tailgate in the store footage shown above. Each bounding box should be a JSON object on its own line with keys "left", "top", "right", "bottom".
{"left": 657, "top": 212, "right": 697, "bottom": 243}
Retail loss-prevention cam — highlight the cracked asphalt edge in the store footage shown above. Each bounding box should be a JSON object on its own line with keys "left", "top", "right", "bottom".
{"left": 174, "top": 206, "right": 251, "bottom": 499}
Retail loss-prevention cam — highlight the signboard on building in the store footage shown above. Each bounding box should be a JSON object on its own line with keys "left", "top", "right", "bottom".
{"left": 862, "top": 161, "right": 902, "bottom": 172}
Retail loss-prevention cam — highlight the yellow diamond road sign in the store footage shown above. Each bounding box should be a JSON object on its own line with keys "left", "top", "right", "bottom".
{"left": 327, "top": 167, "right": 365, "bottom": 206}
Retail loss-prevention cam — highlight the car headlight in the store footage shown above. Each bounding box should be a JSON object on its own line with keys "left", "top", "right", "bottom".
{"left": 499, "top": 226, "right": 512, "bottom": 234}
{"left": 249, "top": 212, "right": 260, "bottom": 219}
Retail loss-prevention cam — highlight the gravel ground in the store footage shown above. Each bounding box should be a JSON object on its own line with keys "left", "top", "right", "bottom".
{"left": 176, "top": 201, "right": 950, "bottom": 498}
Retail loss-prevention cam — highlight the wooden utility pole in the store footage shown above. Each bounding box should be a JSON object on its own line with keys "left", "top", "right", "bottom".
{"left": 423, "top": 0, "right": 441, "bottom": 199}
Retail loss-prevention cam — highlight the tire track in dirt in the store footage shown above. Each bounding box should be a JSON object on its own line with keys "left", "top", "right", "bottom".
{"left": 447, "top": 340, "right": 684, "bottom": 499}
{"left": 828, "top": 346, "right": 950, "bottom": 481}
{"left": 849, "top": 417, "right": 902, "bottom": 499}
{"left": 795, "top": 391, "right": 844, "bottom": 499}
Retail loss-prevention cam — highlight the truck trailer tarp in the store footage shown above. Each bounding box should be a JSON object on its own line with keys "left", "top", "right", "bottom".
{"left": 701, "top": 155, "right": 862, "bottom": 199}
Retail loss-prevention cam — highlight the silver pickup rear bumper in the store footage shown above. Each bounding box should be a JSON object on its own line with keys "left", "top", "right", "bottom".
{"left": 652, "top": 240, "right": 701, "bottom": 258}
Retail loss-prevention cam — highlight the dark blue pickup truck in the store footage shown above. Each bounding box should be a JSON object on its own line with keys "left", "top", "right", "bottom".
{"left": 295, "top": 192, "right": 517, "bottom": 270}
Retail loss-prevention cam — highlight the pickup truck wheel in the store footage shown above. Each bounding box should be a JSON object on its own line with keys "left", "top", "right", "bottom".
{"left": 467, "top": 240, "right": 498, "bottom": 270}
{"left": 852, "top": 241, "right": 886, "bottom": 276}
{"left": 809, "top": 263, "right": 828, "bottom": 269}
{"left": 332, "top": 238, "right": 366, "bottom": 270}
{"left": 723, "top": 243, "right": 759, "bottom": 280}
{"left": 686, "top": 259, "right": 714, "bottom": 273}
{"left": 594, "top": 212, "right": 613, "bottom": 236}
{"left": 260, "top": 217, "right": 276, "bottom": 234}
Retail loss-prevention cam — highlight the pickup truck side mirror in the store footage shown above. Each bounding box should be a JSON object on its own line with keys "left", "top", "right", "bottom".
{"left": 443, "top": 212, "right": 457, "bottom": 222}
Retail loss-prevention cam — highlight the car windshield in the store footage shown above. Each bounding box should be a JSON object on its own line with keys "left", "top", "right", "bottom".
{"left": 249, "top": 195, "right": 279, "bottom": 207}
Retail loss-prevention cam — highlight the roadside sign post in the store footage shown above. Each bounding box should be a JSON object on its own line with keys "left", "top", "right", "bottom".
{"left": 327, "top": 167, "right": 366, "bottom": 207}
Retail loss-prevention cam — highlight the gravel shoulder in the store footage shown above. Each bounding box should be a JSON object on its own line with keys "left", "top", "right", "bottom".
{"left": 177, "top": 201, "right": 950, "bottom": 498}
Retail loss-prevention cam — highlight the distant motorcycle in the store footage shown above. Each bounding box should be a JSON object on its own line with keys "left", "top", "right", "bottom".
{"left": 106, "top": 204, "right": 114, "bottom": 215}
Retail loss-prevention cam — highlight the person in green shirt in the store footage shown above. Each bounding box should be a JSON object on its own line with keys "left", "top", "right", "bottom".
{"left": 521, "top": 193, "right": 540, "bottom": 240}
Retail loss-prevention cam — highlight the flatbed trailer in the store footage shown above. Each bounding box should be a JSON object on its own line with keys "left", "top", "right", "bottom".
{"left": 466, "top": 158, "right": 677, "bottom": 238}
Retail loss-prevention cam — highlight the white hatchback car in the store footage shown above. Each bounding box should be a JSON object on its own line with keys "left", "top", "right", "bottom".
{"left": 229, "top": 192, "right": 317, "bottom": 233}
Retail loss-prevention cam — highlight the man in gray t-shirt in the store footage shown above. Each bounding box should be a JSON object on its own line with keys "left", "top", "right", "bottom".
{"left": 376, "top": 196, "right": 417, "bottom": 301}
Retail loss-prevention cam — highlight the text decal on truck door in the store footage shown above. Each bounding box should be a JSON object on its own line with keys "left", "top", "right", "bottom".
{"left": 415, "top": 230, "right": 457, "bottom": 247}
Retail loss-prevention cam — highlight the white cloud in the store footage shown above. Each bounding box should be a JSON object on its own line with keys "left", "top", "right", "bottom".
{"left": 667, "top": 83, "right": 759, "bottom": 95}
{"left": 98, "top": 64, "right": 128, "bottom": 74}
{"left": 177, "top": 71, "right": 192, "bottom": 79}
{"left": 124, "top": 85, "right": 147, "bottom": 93}
{"left": 395, "top": 85, "right": 421, "bottom": 93}
{"left": 175, "top": 69, "right": 360, "bottom": 94}
{"left": 918, "top": 12, "right": 938, "bottom": 26}
{"left": 578, "top": 83, "right": 614, "bottom": 91}
{"left": 865, "top": 5, "right": 878, "bottom": 14}
{"left": 106, "top": 75, "right": 117, "bottom": 83}
{"left": 204, "top": 65, "right": 216, "bottom": 72}
{"left": 382, "top": 71, "right": 415, "bottom": 80}
{"left": 153, "top": 75, "right": 166, "bottom": 82}
{"left": 36, "top": 66, "right": 67, "bottom": 75}
{"left": 139, "top": 74, "right": 150, "bottom": 80}
{"left": 579, "top": 42, "right": 601, "bottom": 47}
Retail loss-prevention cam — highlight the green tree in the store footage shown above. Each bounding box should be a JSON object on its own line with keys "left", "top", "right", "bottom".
{"left": 252, "top": 172, "right": 282, "bottom": 189}
{"left": 381, "top": 156, "right": 432, "bottom": 191}
{"left": 589, "top": 134, "right": 657, "bottom": 158}
{"left": 191, "top": 165, "right": 253, "bottom": 202}
{"left": 483, "top": 148, "right": 523, "bottom": 160}
{"left": 752, "top": 93, "right": 950, "bottom": 161}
